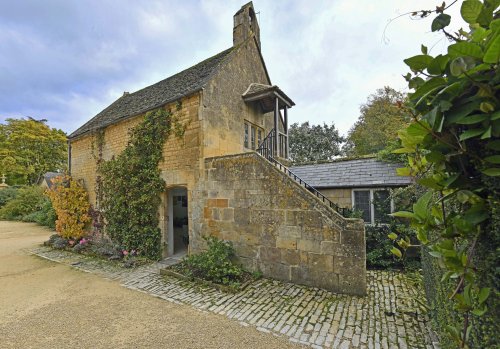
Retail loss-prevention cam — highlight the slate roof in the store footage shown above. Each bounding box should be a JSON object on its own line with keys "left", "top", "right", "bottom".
{"left": 41, "top": 172, "right": 62, "bottom": 189}
{"left": 69, "top": 47, "right": 234, "bottom": 139}
{"left": 290, "top": 158, "right": 413, "bottom": 188}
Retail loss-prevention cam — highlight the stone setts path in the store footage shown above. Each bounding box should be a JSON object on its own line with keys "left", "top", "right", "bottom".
{"left": 31, "top": 246, "right": 440, "bottom": 349}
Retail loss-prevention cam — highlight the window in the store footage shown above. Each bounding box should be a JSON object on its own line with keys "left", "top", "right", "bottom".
{"left": 374, "top": 190, "right": 391, "bottom": 224}
{"left": 251, "top": 126, "right": 256, "bottom": 149}
{"left": 244, "top": 123, "right": 249, "bottom": 148}
{"left": 244, "top": 121, "right": 263, "bottom": 150}
{"left": 353, "top": 189, "right": 393, "bottom": 224}
{"left": 354, "top": 191, "right": 371, "bottom": 223}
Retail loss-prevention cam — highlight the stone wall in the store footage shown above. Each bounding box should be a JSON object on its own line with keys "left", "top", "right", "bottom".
{"left": 70, "top": 94, "right": 202, "bottom": 256}
{"left": 70, "top": 94, "right": 201, "bottom": 206}
{"left": 317, "top": 188, "right": 353, "bottom": 209}
{"left": 201, "top": 37, "right": 275, "bottom": 159}
{"left": 192, "top": 152, "right": 366, "bottom": 295}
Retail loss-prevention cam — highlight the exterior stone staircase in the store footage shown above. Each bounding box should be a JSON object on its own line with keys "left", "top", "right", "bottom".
{"left": 256, "top": 129, "right": 350, "bottom": 217}
{"left": 192, "top": 152, "right": 366, "bottom": 295}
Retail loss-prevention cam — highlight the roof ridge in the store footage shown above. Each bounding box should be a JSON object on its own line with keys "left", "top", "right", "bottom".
{"left": 292, "top": 156, "right": 378, "bottom": 168}
{"left": 69, "top": 47, "right": 235, "bottom": 139}
{"left": 127, "top": 47, "right": 234, "bottom": 98}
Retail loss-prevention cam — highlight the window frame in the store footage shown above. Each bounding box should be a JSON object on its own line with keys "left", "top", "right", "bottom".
{"left": 244, "top": 123, "right": 249, "bottom": 148}
{"left": 244, "top": 120, "right": 264, "bottom": 150}
{"left": 251, "top": 125, "right": 256, "bottom": 149}
{"left": 351, "top": 188, "right": 394, "bottom": 225}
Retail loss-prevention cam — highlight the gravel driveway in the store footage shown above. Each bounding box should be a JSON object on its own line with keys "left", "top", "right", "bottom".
{"left": 0, "top": 221, "right": 301, "bottom": 349}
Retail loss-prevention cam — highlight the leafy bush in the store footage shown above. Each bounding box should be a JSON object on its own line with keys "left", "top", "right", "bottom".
{"left": 366, "top": 222, "right": 420, "bottom": 270}
{"left": 89, "top": 238, "right": 123, "bottom": 259}
{"left": 21, "top": 199, "right": 57, "bottom": 229}
{"left": 46, "top": 234, "right": 60, "bottom": 245}
{"left": 0, "top": 186, "right": 47, "bottom": 220}
{"left": 0, "top": 186, "right": 57, "bottom": 228}
{"left": 46, "top": 175, "right": 91, "bottom": 239}
{"left": 51, "top": 235, "right": 68, "bottom": 249}
{"left": 392, "top": 2, "right": 499, "bottom": 346}
{"left": 0, "top": 187, "right": 18, "bottom": 208}
{"left": 180, "top": 237, "right": 243, "bottom": 286}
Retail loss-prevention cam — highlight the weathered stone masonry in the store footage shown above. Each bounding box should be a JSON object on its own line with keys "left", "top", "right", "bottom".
{"left": 192, "top": 153, "right": 366, "bottom": 296}
{"left": 68, "top": 3, "right": 368, "bottom": 296}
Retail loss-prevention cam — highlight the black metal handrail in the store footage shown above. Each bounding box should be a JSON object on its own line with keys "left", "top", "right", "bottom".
{"left": 256, "top": 128, "right": 275, "bottom": 160}
{"left": 257, "top": 129, "right": 349, "bottom": 217}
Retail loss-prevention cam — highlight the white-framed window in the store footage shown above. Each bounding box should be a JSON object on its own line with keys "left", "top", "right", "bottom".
{"left": 352, "top": 188, "right": 394, "bottom": 224}
{"left": 244, "top": 120, "right": 263, "bottom": 150}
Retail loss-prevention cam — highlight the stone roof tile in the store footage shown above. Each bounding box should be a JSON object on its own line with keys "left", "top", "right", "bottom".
{"left": 290, "top": 158, "right": 413, "bottom": 188}
{"left": 69, "top": 47, "right": 234, "bottom": 139}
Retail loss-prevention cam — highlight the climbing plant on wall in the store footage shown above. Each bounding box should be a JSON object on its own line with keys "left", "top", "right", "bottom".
{"left": 390, "top": 1, "right": 499, "bottom": 348}
{"left": 99, "top": 108, "right": 173, "bottom": 259}
{"left": 90, "top": 129, "right": 105, "bottom": 238}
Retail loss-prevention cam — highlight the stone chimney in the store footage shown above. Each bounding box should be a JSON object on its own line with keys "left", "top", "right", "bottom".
{"left": 233, "top": 2, "right": 260, "bottom": 50}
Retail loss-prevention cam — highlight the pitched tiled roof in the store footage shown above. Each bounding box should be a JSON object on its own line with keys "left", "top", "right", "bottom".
{"left": 41, "top": 172, "right": 62, "bottom": 189}
{"left": 290, "top": 158, "right": 413, "bottom": 188}
{"left": 69, "top": 47, "right": 234, "bottom": 139}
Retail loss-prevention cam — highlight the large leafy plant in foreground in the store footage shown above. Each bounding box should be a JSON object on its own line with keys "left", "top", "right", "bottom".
{"left": 391, "top": 1, "right": 499, "bottom": 347}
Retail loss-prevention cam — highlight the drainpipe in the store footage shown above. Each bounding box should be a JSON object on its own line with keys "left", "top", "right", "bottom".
{"left": 67, "top": 139, "right": 72, "bottom": 176}
{"left": 274, "top": 97, "right": 279, "bottom": 157}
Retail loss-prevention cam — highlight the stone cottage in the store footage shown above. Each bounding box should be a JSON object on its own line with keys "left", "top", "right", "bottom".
{"left": 291, "top": 158, "right": 413, "bottom": 225}
{"left": 68, "top": 2, "right": 366, "bottom": 295}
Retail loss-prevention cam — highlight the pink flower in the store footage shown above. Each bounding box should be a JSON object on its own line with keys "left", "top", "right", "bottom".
{"left": 122, "top": 250, "right": 129, "bottom": 256}
{"left": 69, "top": 240, "right": 75, "bottom": 246}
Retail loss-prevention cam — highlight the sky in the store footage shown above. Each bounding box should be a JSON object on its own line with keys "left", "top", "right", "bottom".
{"left": 0, "top": 0, "right": 465, "bottom": 136}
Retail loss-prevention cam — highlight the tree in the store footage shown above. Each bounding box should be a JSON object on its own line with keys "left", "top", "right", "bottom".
{"left": 391, "top": 1, "right": 499, "bottom": 347}
{"left": 288, "top": 121, "right": 344, "bottom": 164}
{"left": 0, "top": 118, "right": 67, "bottom": 185}
{"left": 344, "top": 87, "right": 410, "bottom": 156}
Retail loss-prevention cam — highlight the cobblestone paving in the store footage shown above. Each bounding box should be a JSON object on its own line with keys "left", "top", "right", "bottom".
{"left": 31, "top": 247, "right": 440, "bottom": 349}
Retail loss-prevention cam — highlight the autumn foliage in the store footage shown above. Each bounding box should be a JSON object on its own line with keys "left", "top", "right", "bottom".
{"left": 46, "top": 175, "right": 91, "bottom": 239}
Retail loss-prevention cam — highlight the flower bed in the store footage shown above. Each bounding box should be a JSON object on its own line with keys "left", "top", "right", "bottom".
{"left": 44, "top": 234, "right": 149, "bottom": 268}
{"left": 161, "top": 236, "right": 257, "bottom": 292}
{"left": 160, "top": 265, "right": 254, "bottom": 293}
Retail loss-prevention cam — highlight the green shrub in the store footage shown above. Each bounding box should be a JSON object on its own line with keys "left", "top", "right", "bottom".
{"left": 181, "top": 237, "right": 243, "bottom": 286}
{"left": 0, "top": 186, "right": 57, "bottom": 228}
{"left": 366, "top": 222, "right": 420, "bottom": 270}
{"left": 51, "top": 235, "right": 68, "bottom": 249}
{"left": 0, "top": 187, "right": 18, "bottom": 208}
{"left": 21, "top": 199, "right": 57, "bottom": 229}
{"left": 0, "top": 186, "right": 46, "bottom": 220}
{"left": 90, "top": 239, "right": 123, "bottom": 259}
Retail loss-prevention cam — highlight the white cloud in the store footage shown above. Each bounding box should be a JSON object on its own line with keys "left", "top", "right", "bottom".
{"left": 0, "top": 0, "right": 467, "bottom": 136}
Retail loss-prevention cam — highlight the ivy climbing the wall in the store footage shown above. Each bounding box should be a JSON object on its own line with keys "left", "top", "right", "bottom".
{"left": 99, "top": 108, "right": 173, "bottom": 260}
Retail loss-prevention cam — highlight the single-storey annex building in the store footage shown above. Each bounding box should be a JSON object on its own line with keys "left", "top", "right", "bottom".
{"left": 68, "top": 2, "right": 367, "bottom": 295}
{"left": 38, "top": 172, "right": 62, "bottom": 190}
{"left": 291, "top": 158, "right": 413, "bottom": 224}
